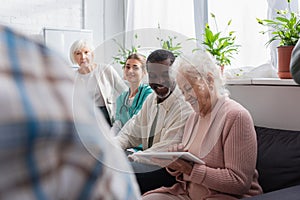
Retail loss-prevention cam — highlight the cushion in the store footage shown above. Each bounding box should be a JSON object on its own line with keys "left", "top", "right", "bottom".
{"left": 255, "top": 126, "right": 300, "bottom": 193}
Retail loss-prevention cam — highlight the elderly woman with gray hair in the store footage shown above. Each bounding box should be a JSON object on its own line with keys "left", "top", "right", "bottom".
{"left": 70, "top": 39, "right": 127, "bottom": 126}
{"left": 143, "top": 51, "right": 262, "bottom": 200}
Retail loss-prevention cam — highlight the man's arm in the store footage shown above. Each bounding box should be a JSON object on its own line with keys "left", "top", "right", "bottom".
{"left": 114, "top": 95, "right": 153, "bottom": 149}
{"left": 129, "top": 101, "right": 192, "bottom": 163}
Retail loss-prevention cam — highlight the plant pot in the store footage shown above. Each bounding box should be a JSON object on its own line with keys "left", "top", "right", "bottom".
{"left": 277, "top": 45, "right": 294, "bottom": 79}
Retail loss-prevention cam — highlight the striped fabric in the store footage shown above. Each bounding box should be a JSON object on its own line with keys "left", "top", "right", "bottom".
{"left": 0, "top": 25, "right": 141, "bottom": 200}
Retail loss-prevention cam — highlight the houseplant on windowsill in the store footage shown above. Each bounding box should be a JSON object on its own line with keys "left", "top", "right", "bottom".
{"left": 112, "top": 33, "right": 141, "bottom": 66}
{"left": 156, "top": 25, "right": 182, "bottom": 57}
{"left": 198, "top": 13, "right": 241, "bottom": 73}
{"left": 257, "top": 0, "right": 300, "bottom": 79}
{"left": 112, "top": 26, "right": 183, "bottom": 65}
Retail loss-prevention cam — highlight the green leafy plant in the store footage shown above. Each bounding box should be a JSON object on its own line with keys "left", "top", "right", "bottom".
{"left": 257, "top": 0, "right": 300, "bottom": 46}
{"left": 112, "top": 33, "right": 141, "bottom": 65}
{"left": 156, "top": 24, "right": 182, "bottom": 57}
{"left": 157, "top": 35, "right": 182, "bottom": 57}
{"left": 200, "top": 13, "right": 240, "bottom": 67}
{"left": 112, "top": 26, "right": 183, "bottom": 64}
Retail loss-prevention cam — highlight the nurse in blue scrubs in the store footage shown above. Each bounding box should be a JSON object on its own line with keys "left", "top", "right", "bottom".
{"left": 112, "top": 53, "right": 153, "bottom": 137}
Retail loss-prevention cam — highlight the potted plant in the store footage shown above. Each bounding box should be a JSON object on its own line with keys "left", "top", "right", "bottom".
{"left": 112, "top": 27, "right": 183, "bottom": 65}
{"left": 112, "top": 33, "right": 141, "bottom": 66}
{"left": 156, "top": 25, "right": 182, "bottom": 57}
{"left": 257, "top": 0, "right": 300, "bottom": 78}
{"left": 200, "top": 13, "right": 241, "bottom": 72}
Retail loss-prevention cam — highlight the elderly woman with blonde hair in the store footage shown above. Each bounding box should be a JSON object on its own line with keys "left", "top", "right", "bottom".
{"left": 142, "top": 51, "right": 263, "bottom": 200}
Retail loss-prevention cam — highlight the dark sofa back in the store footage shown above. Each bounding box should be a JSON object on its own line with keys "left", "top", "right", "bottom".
{"left": 255, "top": 126, "right": 300, "bottom": 193}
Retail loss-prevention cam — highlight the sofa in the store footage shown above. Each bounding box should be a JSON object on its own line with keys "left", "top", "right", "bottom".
{"left": 244, "top": 126, "right": 300, "bottom": 199}
{"left": 134, "top": 126, "right": 300, "bottom": 198}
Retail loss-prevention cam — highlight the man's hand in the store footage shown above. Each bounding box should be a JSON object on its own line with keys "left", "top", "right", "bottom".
{"left": 168, "top": 143, "right": 186, "bottom": 152}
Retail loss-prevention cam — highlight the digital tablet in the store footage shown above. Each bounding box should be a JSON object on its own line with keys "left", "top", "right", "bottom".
{"left": 133, "top": 151, "right": 205, "bottom": 164}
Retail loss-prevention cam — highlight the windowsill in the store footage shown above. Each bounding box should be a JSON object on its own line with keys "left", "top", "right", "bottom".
{"left": 226, "top": 78, "right": 298, "bottom": 86}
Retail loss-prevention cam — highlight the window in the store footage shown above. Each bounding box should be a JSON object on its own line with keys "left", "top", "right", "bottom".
{"left": 126, "top": 0, "right": 299, "bottom": 69}
{"left": 207, "top": 0, "right": 269, "bottom": 68}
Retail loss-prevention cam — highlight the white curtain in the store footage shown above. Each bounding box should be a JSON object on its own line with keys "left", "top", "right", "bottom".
{"left": 125, "top": 0, "right": 196, "bottom": 38}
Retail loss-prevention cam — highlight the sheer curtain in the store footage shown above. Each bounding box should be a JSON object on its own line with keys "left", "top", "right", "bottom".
{"left": 123, "top": 0, "right": 201, "bottom": 62}
{"left": 124, "top": 0, "right": 299, "bottom": 69}
{"left": 125, "top": 0, "right": 195, "bottom": 38}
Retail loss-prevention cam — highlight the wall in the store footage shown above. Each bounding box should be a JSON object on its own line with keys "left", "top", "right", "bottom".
{"left": 0, "top": 0, "right": 83, "bottom": 40}
{"left": 0, "top": 0, "right": 125, "bottom": 47}
{"left": 0, "top": 0, "right": 127, "bottom": 75}
{"left": 85, "top": 0, "right": 125, "bottom": 46}
{"left": 227, "top": 79, "right": 300, "bottom": 131}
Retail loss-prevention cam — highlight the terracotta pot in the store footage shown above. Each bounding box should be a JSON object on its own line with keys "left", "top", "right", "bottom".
{"left": 277, "top": 45, "right": 294, "bottom": 79}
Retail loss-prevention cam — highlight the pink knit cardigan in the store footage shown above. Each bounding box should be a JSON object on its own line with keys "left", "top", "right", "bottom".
{"left": 144, "top": 97, "right": 263, "bottom": 199}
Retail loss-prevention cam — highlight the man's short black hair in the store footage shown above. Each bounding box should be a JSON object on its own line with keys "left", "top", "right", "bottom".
{"left": 146, "top": 49, "right": 175, "bottom": 66}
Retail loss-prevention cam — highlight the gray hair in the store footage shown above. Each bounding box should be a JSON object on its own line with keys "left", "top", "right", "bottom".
{"left": 176, "top": 50, "right": 229, "bottom": 97}
{"left": 69, "top": 39, "right": 94, "bottom": 65}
